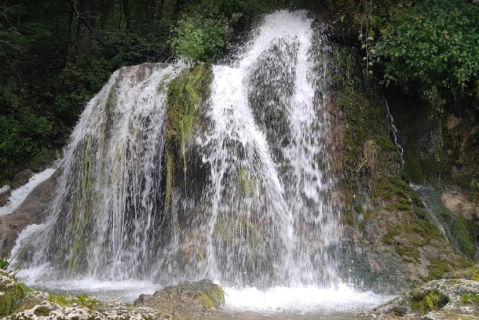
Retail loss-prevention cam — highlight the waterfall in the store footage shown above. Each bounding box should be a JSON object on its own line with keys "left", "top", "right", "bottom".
{"left": 18, "top": 63, "right": 185, "bottom": 280}
{"left": 384, "top": 98, "right": 404, "bottom": 164}
{"left": 16, "top": 11, "right": 341, "bottom": 291}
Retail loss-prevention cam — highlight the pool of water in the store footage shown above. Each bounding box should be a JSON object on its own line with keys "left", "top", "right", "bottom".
{"left": 17, "top": 269, "right": 393, "bottom": 320}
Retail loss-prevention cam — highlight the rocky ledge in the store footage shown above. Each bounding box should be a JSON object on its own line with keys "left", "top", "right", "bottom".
{"left": 0, "top": 269, "right": 224, "bottom": 320}
{"left": 354, "top": 267, "right": 479, "bottom": 320}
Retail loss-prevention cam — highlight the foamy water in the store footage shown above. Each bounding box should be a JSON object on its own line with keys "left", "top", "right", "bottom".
{"left": 0, "top": 168, "right": 56, "bottom": 217}
{"left": 17, "top": 264, "right": 391, "bottom": 313}
{"left": 223, "top": 285, "right": 392, "bottom": 314}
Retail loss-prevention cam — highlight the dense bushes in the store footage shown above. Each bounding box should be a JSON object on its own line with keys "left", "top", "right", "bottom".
{"left": 371, "top": 0, "right": 479, "bottom": 105}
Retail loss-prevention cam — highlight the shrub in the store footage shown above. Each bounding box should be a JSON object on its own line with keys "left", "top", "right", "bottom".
{"left": 372, "top": 0, "right": 479, "bottom": 96}
{"left": 170, "top": 1, "right": 233, "bottom": 64}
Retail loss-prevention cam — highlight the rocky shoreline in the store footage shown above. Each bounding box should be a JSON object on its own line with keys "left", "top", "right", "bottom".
{"left": 0, "top": 269, "right": 224, "bottom": 320}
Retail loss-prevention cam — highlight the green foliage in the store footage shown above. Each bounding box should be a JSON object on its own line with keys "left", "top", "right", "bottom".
{"left": 422, "top": 259, "right": 452, "bottom": 282}
{"left": 0, "top": 283, "right": 31, "bottom": 317}
{"left": 171, "top": 1, "right": 233, "bottom": 64}
{"left": 451, "top": 217, "right": 476, "bottom": 260}
{"left": 411, "top": 289, "right": 448, "bottom": 313}
{"left": 462, "top": 294, "right": 472, "bottom": 304}
{"left": 166, "top": 64, "right": 213, "bottom": 164}
{"left": 372, "top": 0, "right": 479, "bottom": 96}
{"left": 0, "top": 0, "right": 170, "bottom": 183}
{"left": 164, "top": 64, "right": 213, "bottom": 213}
{"left": 48, "top": 294, "right": 99, "bottom": 310}
{"left": 0, "top": 258, "right": 9, "bottom": 270}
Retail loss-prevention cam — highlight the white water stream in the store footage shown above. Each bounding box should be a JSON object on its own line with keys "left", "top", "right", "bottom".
{"left": 9, "top": 10, "right": 393, "bottom": 317}
{"left": 0, "top": 168, "right": 56, "bottom": 217}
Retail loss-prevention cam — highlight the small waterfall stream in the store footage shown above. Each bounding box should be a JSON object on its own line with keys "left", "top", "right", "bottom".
{"left": 12, "top": 10, "right": 389, "bottom": 315}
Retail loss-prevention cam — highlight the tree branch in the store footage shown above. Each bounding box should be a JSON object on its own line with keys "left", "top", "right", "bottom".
{"left": 64, "top": 0, "right": 113, "bottom": 56}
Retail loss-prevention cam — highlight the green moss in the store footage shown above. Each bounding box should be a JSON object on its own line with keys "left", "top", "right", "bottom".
{"left": 0, "top": 282, "right": 31, "bottom": 317}
{"left": 422, "top": 259, "right": 453, "bottom": 282}
{"left": 396, "top": 246, "right": 421, "bottom": 262}
{"left": 73, "top": 294, "right": 100, "bottom": 310}
{"left": 331, "top": 46, "right": 400, "bottom": 199}
{"left": 166, "top": 63, "right": 213, "bottom": 161}
{"left": 163, "top": 63, "right": 213, "bottom": 218}
{"left": 105, "top": 86, "right": 116, "bottom": 126}
{"left": 165, "top": 63, "right": 213, "bottom": 209}
{"left": 462, "top": 294, "right": 472, "bottom": 303}
{"left": 408, "top": 189, "right": 425, "bottom": 208}
{"left": 382, "top": 229, "right": 401, "bottom": 244}
{"left": 410, "top": 290, "right": 447, "bottom": 313}
{"left": 343, "top": 207, "right": 354, "bottom": 225}
{"left": 375, "top": 135, "right": 398, "bottom": 151}
{"left": 353, "top": 204, "right": 363, "bottom": 214}
{"left": 451, "top": 217, "right": 475, "bottom": 260}
{"left": 48, "top": 293, "right": 99, "bottom": 310}
{"left": 472, "top": 269, "right": 479, "bottom": 281}
{"left": 454, "top": 174, "right": 473, "bottom": 190}
{"left": 197, "top": 285, "right": 225, "bottom": 309}
{"left": 403, "top": 147, "right": 424, "bottom": 184}
{"left": 382, "top": 215, "right": 443, "bottom": 263}
{"left": 372, "top": 176, "right": 410, "bottom": 202}
{"left": 34, "top": 306, "right": 51, "bottom": 316}
{"left": 49, "top": 294, "right": 70, "bottom": 306}
{"left": 238, "top": 167, "right": 252, "bottom": 199}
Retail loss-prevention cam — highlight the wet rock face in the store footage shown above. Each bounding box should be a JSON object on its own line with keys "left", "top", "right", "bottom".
{"left": 134, "top": 279, "right": 225, "bottom": 320}
{"left": 442, "top": 186, "right": 479, "bottom": 221}
{"left": 354, "top": 277, "right": 479, "bottom": 320}
{"left": 0, "top": 186, "right": 10, "bottom": 206}
{"left": 11, "top": 170, "right": 34, "bottom": 189}
{"left": 0, "top": 170, "right": 59, "bottom": 257}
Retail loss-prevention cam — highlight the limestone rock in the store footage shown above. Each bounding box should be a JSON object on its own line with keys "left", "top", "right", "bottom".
{"left": 134, "top": 279, "right": 225, "bottom": 320}
{"left": 442, "top": 186, "right": 479, "bottom": 220}
{"left": 353, "top": 278, "right": 479, "bottom": 320}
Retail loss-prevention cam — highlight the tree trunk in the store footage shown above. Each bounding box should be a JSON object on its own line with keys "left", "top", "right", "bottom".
{"left": 122, "top": 0, "right": 130, "bottom": 30}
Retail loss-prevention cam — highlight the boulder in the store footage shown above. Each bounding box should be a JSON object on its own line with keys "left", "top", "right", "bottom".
{"left": 134, "top": 279, "right": 225, "bottom": 319}
{"left": 353, "top": 277, "right": 479, "bottom": 320}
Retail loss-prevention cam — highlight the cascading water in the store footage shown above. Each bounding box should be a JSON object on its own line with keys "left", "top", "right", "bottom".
{"left": 155, "top": 10, "right": 340, "bottom": 288}
{"left": 17, "top": 63, "right": 185, "bottom": 280}
{"left": 14, "top": 10, "right": 389, "bottom": 314}
{"left": 384, "top": 98, "right": 404, "bottom": 164}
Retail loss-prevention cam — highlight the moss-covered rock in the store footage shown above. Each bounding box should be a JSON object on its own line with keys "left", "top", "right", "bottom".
{"left": 164, "top": 63, "right": 213, "bottom": 214}
{"left": 134, "top": 279, "right": 225, "bottom": 319}
{"left": 354, "top": 278, "right": 479, "bottom": 320}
